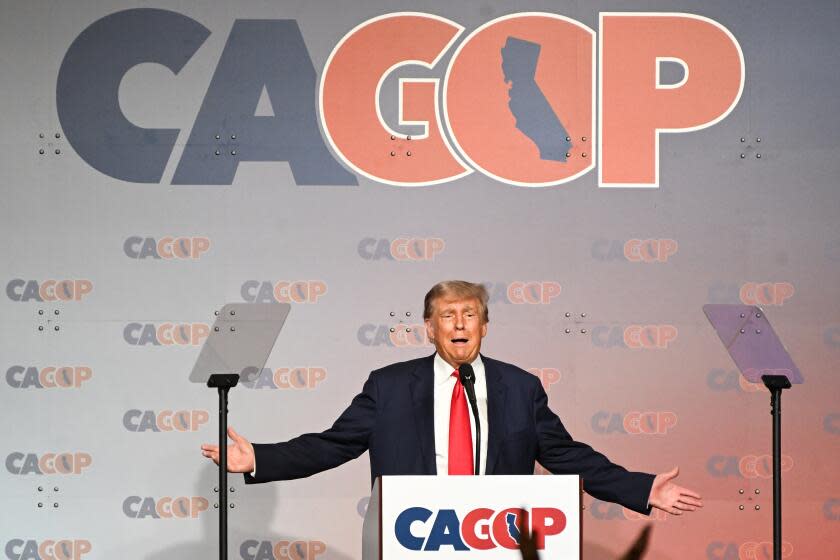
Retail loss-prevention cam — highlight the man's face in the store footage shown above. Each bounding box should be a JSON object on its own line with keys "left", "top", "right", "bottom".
{"left": 425, "top": 296, "right": 488, "bottom": 369}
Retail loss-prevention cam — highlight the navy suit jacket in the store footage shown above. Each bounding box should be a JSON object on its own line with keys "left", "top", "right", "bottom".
{"left": 245, "top": 354, "right": 655, "bottom": 514}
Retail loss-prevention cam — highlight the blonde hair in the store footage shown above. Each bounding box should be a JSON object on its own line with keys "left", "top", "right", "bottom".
{"left": 423, "top": 280, "right": 489, "bottom": 323}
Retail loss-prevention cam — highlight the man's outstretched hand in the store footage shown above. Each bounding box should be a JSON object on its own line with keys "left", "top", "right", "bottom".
{"left": 648, "top": 467, "right": 703, "bottom": 515}
{"left": 201, "top": 427, "right": 255, "bottom": 473}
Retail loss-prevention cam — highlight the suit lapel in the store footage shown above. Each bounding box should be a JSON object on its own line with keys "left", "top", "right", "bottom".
{"left": 409, "top": 354, "right": 437, "bottom": 475}
{"left": 483, "top": 356, "right": 507, "bottom": 475}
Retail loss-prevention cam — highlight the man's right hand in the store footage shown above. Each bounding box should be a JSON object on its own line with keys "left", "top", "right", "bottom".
{"left": 201, "top": 426, "right": 255, "bottom": 473}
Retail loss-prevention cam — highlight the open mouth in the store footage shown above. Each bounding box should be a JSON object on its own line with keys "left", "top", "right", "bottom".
{"left": 451, "top": 338, "right": 469, "bottom": 345}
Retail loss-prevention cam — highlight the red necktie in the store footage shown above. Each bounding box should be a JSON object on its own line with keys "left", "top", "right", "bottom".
{"left": 448, "top": 370, "right": 474, "bottom": 475}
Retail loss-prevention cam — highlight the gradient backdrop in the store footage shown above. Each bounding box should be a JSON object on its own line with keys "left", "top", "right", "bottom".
{"left": 1, "top": 1, "right": 838, "bottom": 559}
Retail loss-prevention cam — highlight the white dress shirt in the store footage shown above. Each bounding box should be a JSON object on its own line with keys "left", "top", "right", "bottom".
{"left": 433, "top": 353, "right": 489, "bottom": 475}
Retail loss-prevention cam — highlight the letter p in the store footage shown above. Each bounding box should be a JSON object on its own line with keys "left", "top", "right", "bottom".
{"left": 658, "top": 412, "right": 678, "bottom": 434}
{"left": 309, "top": 281, "right": 327, "bottom": 302}
{"left": 191, "top": 497, "right": 209, "bottom": 517}
{"left": 75, "top": 540, "right": 93, "bottom": 558}
{"left": 191, "top": 237, "right": 211, "bottom": 259}
{"left": 530, "top": 508, "right": 566, "bottom": 549}
{"left": 74, "top": 280, "right": 93, "bottom": 300}
{"left": 74, "top": 452, "right": 93, "bottom": 474}
{"left": 600, "top": 13, "right": 744, "bottom": 187}
{"left": 541, "top": 282, "right": 562, "bottom": 304}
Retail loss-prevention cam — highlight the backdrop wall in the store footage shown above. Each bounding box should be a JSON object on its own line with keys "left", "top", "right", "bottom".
{"left": 2, "top": 1, "right": 838, "bottom": 559}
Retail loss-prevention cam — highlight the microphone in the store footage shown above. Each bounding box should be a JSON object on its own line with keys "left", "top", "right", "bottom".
{"left": 458, "top": 363, "right": 481, "bottom": 476}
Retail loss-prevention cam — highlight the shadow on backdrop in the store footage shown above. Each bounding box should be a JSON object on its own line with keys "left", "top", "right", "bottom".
{"left": 146, "top": 464, "right": 355, "bottom": 560}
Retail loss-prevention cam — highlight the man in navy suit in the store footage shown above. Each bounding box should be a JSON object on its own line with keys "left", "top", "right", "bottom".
{"left": 202, "top": 280, "right": 702, "bottom": 516}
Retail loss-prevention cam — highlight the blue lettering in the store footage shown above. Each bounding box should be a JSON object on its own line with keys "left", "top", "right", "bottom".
{"left": 173, "top": 20, "right": 356, "bottom": 186}
{"left": 57, "top": 9, "right": 210, "bottom": 182}
{"left": 424, "top": 509, "right": 468, "bottom": 551}
{"left": 395, "top": 507, "right": 431, "bottom": 551}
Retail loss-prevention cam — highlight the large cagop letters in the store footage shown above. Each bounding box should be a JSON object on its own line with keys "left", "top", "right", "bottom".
{"left": 445, "top": 14, "right": 595, "bottom": 187}
{"left": 599, "top": 13, "right": 744, "bottom": 187}
{"left": 320, "top": 13, "right": 469, "bottom": 186}
{"left": 173, "top": 20, "right": 356, "bottom": 185}
{"left": 57, "top": 9, "right": 210, "bottom": 182}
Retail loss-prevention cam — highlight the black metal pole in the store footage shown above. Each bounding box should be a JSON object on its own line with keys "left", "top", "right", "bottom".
{"left": 207, "top": 373, "right": 239, "bottom": 560}
{"left": 762, "top": 374, "right": 790, "bottom": 560}
{"left": 218, "top": 385, "right": 229, "bottom": 560}
{"left": 770, "top": 385, "right": 781, "bottom": 560}
{"left": 469, "top": 399, "right": 481, "bottom": 476}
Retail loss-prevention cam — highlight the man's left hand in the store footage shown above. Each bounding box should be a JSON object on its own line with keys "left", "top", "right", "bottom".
{"left": 648, "top": 466, "right": 703, "bottom": 515}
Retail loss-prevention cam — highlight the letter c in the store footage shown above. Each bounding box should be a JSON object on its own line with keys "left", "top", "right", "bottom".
{"left": 394, "top": 507, "right": 432, "bottom": 551}
{"left": 56, "top": 9, "right": 210, "bottom": 182}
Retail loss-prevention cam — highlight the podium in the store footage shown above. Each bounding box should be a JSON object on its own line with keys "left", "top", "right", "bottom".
{"left": 362, "top": 475, "right": 581, "bottom": 559}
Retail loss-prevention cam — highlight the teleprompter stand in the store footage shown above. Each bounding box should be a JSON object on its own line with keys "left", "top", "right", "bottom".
{"left": 704, "top": 305, "right": 802, "bottom": 560}
{"left": 762, "top": 374, "right": 791, "bottom": 560}
{"left": 191, "top": 303, "right": 291, "bottom": 560}
{"left": 207, "top": 373, "right": 239, "bottom": 560}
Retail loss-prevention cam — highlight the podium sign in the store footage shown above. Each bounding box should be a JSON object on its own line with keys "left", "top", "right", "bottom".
{"left": 363, "top": 475, "right": 581, "bottom": 559}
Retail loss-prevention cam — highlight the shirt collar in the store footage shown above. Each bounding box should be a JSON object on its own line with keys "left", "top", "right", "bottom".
{"left": 433, "top": 353, "right": 484, "bottom": 386}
